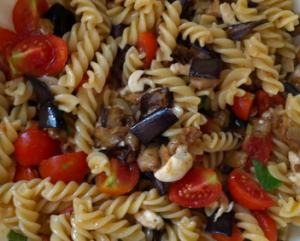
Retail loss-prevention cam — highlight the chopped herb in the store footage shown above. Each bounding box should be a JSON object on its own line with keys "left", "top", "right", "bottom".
{"left": 7, "top": 230, "right": 27, "bottom": 241}
{"left": 66, "top": 125, "right": 71, "bottom": 137}
{"left": 198, "top": 96, "right": 206, "bottom": 110}
{"left": 253, "top": 160, "right": 283, "bottom": 191}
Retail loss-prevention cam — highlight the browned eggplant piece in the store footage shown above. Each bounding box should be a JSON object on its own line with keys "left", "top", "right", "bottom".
{"left": 226, "top": 20, "right": 268, "bottom": 41}
{"left": 111, "top": 24, "right": 127, "bottom": 38}
{"left": 227, "top": 113, "right": 247, "bottom": 137}
{"left": 284, "top": 82, "right": 300, "bottom": 96}
{"left": 27, "top": 75, "right": 54, "bottom": 103}
{"left": 140, "top": 88, "right": 173, "bottom": 119}
{"left": 248, "top": 1, "right": 258, "bottom": 8}
{"left": 143, "top": 172, "right": 167, "bottom": 195}
{"left": 190, "top": 44, "right": 219, "bottom": 59}
{"left": 171, "top": 44, "right": 190, "bottom": 64}
{"left": 130, "top": 108, "right": 178, "bottom": 145}
{"left": 41, "top": 3, "right": 76, "bottom": 37}
{"left": 39, "top": 102, "right": 66, "bottom": 129}
{"left": 205, "top": 210, "right": 235, "bottom": 236}
{"left": 101, "top": 146, "right": 136, "bottom": 163}
{"left": 94, "top": 126, "right": 129, "bottom": 148}
{"left": 189, "top": 58, "right": 222, "bottom": 79}
{"left": 100, "top": 106, "right": 109, "bottom": 127}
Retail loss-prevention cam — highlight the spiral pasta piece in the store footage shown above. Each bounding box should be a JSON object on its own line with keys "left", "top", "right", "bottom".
{"left": 200, "top": 132, "right": 240, "bottom": 153}
{"left": 231, "top": 0, "right": 265, "bottom": 23}
{"left": 75, "top": 88, "right": 98, "bottom": 154}
{"left": 252, "top": 0, "right": 293, "bottom": 10}
{"left": 0, "top": 71, "right": 9, "bottom": 121}
{"left": 156, "top": 1, "right": 182, "bottom": 61}
{"left": 87, "top": 151, "right": 111, "bottom": 176}
{"left": 200, "top": 152, "right": 224, "bottom": 170}
{"left": 9, "top": 102, "right": 37, "bottom": 130}
{"left": 286, "top": 93, "right": 300, "bottom": 125}
{"left": 5, "top": 79, "right": 34, "bottom": 106}
{"left": 275, "top": 29, "right": 296, "bottom": 61}
{"left": 178, "top": 20, "right": 213, "bottom": 47}
{"left": 209, "top": 24, "right": 253, "bottom": 69}
{"left": 244, "top": 33, "right": 284, "bottom": 95}
{"left": 271, "top": 133, "right": 290, "bottom": 166}
{"left": 279, "top": 195, "right": 300, "bottom": 219}
{"left": 0, "top": 118, "right": 21, "bottom": 184}
{"left": 50, "top": 214, "right": 72, "bottom": 241}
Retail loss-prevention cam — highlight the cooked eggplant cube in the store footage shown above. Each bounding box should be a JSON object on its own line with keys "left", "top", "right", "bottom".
{"left": 39, "top": 102, "right": 66, "bottom": 129}
{"left": 27, "top": 75, "right": 54, "bottom": 103}
{"left": 205, "top": 210, "right": 235, "bottom": 237}
{"left": 190, "top": 58, "right": 222, "bottom": 79}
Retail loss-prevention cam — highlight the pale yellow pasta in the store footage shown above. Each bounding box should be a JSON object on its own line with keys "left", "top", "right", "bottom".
{"left": 9, "top": 102, "right": 37, "bottom": 130}
{"left": 200, "top": 152, "right": 224, "bottom": 170}
{"left": 286, "top": 93, "right": 300, "bottom": 125}
{"left": 232, "top": 0, "right": 265, "bottom": 23}
{"left": 50, "top": 214, "right": 72, "bottom": 241}
{"left": 5, "top": 78, "right": 34, "bottom": 106}
{"left": 0, "top": 71, "right": 9, "bottom": 121}
{"left": 87, "top": 151, "right": 111, "bottom": 176}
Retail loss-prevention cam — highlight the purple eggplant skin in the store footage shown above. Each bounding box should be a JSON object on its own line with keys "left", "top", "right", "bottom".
{"left": 130, "top": 108, "right": 178, "bottom": 145}
{"left": 226, "top": 20, "right": 268, "bottom": 41}
{"left": 284, "top": 82, "right": 300, "bottom": 96}
{"left": 100, "top": 106, "right": 109, "bottom": 127}
{"left": 143, "top": 172, "right": 167, "bottom": 195}
{"left": 100, "top": 146, "right": 135, "bottom": 164}
{"left": 42, "top": 3, "right": 76, "bottom": 37}
{"left": 189, "top": 58, "right": 222, "bottom": 79}
{"left": 111, "top": 25, "right": 127, "bottom": 39}
{"left": 39, "top": 102, "right": 66, "bottom": 130}
{"left": 27, "top": 75, "right": 54, "bottom": 104}
{"left": 205, "top": 210, "right": 235, "bottom": 237}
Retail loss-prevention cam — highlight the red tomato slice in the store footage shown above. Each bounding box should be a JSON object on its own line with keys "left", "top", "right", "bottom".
{"left": 232, "top": 92, "right": 255, "bottom": 121}
{"left": 169, "top": 167, "right": 222, "bottom": 208}
{"left": 11, "top": 34, "right": 67, "bottom": 76}
{"left": 242, "top": 124, "right": 272, "bottom": 171}
{"left": 201, "top": 115, "right": 221, "bottom": 135}
{"left": 14, "top": 124, "right": 61, "bottom": 167}
{"left": 61, "top": 206, "right": 74, "bottom": 215}
{"left": 13, "top": 164, "right": 39, "bottom": 182}
{"left": 13, "top": 0, "right": 49, "bottom": 37}
{"left": 39, "top": 235, "right": 50, "bottom": 241}
{"left": 255, "top": 90, "right": 285, "bottom": 116}
{"left": 0, "top": 28, "right": 20, "bottom": 56}
{"left": 74, "top": 73, "right": 89, "bottom": 92}
{"left": 137, "top": 32, "right": 158, "bottom": 69}
{"left": 228, "top": 168, "right": 275, "bottom": 210}
{"left": 5, "top": 47, "right": 24, "bottom": 80}
{"left": 39, "top": 152, "right": 88, "bottom": 184}
{"left": 212, "top": 224, "right": 244, "bottom": 241}
{"left": 252, "top": 211, "right": 277, "bottom": 241}
{"left": 96, "top": 158, "right": 140, "bottom": 195}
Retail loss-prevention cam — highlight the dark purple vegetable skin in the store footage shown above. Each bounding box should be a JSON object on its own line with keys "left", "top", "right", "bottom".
{"left": 205, "top": 210, "right": 235, "bottom": 237}
{"left": 27, "top": 75, "right": 54, "bottom": 103}
{"left": 143, "top": 172, "right": 166, "bottom": 195}
{"left": 100, "top": 146, "right": 135, "bottom": 163}
{"left": 100, "top": 106, "right": 109, "bottom": 127}
{"left": 227, "top": 113, "right": 247, "bottom": 137}
{"left": 39, "top": 102, "right": 66, "bottom": 129}
{"left": 189, "top": 58, "right": 222, "bottom": 79}
{"left": 130, "top": 107, "right": 178, "bottom": 145}
{"left": 41, "top": 3, "right": 76, "bottom": 37}
{"left": 168, "top": 0, "right": 189, "bottom": 13}
{"left": 284, "top": 82, "right": 300, "bottom": 96}
{"left": 111, "top": 25, "right": 127, "bottom": 39}
{"left": 226, "top": 20, "right": 268, "bottom": 41}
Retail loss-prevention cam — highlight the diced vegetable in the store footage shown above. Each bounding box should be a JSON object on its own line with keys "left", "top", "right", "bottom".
{"left": 284, "top": 82, "right": 299, "bottom": 96}
{"left": 101, "top": 146, "right": 135, "bottom": 163}
{"left": 111, "top": 24, "right": 127, "bottom": 39}
{"left": 7, "top": 230, "right": 27, "bottom": 241}
{"left": 39, "top": 102, "right": 66, "bottom": 129}
{"left": 205, "top": 211, "right": 235, "bottom": 236}
{"left": 253, "top": 160, "right": 283, "bottom": 191}
{"left": 211, "top": 224, "right": 243, "bottom": 241}
{"left": 143, "top": 172, "right": 166, "bottom": 195}
{"left": 74, "top": 73, "right": 89, "bottom": 93}
{"left": 13, "top": 165, "right": 39, "bottom": 182}
{"left": 201, "top": 115, "right": 221, "bottom": 135}
{"left": 137, "top": 32, "right": 159, "bottom": 69}
{"left": 27, "top": 75, "right": 54, "bottom": 103}
{"left": 231, "top": 92, "right": 255, "bottom": 121}
{"left": 189, "top": 58, "right": 222, "bottom": 79}
{"left": 255, "top": 90, "right": 285, "bottom": 116}
{"left": 0, "top": 28, "right": 20, "bottom": 56}
{"left": 252, "top": 211, "right": 277, "bottom": 241}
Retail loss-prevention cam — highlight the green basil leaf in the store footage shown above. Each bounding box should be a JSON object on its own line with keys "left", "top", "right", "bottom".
{"left": 7, "top": 230, "right": 27, "bottom": 241}
{"left": 66, "top": 125, "right": 71, "bottom": 137}
{"left": 253, "top": 159, "right": 283, "bottom": 191}
{"left": 198, "top": 96, "right": 206, "bottom": 110}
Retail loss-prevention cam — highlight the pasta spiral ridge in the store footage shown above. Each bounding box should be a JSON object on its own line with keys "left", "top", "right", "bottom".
{"left": 0, "top": 118, "right": 21, "bottom": 184}
{"left": 74, "top": 88, "right": 98, "bottom": 154}
{"left": 286, "top": 93, "right": 300, "bottom": 125}
{"left": 156, "top": 1, "right": 182, "bottom": 61}
{"left": 200, "top": 152, "right": 224, "bottom": 170}
{"left": 232, "top": 0, "right": 266, "bottom": 23}
{"left": 178, "top": 20, "right": 213, "bottom": 47}
{"left": 275, "top": 29, "right": 296, "bottom": 60}
{"left": 5, "top": 79, "right": 34, "bottom": 106}
{"left": 87, "top": 151, "right": 111, "bottom": 176}
{"left": 244, "top": 33, "right": 284, "bottom": 95}
{"left": 0, "top": 71, "right": 9, "bottom": 121}
{"left": 279, "top": 195, "right": 300, "bottom": 218}
{"left": 9, "top": 102, "right": 37, "bottom": 130}
{"left": 50, "top": 214, "right": 72, "bottom": 241}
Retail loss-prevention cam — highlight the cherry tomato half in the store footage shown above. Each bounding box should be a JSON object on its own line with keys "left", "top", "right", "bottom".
{"left": 255, "top": 90, "right": 285, "bottom": 116}
{"left": 0, "top": 28, "right": 20, "bottom": 56}
{"left": 61, "top": 206, "right": 74, "bottom": 215}
{"left": 169, "top": 167, "right": 222, "bottom": 208}
{"left": 39, "top": 152, "right": 88, "bottom": 184}
{"left": 212, "top": 224, "right": 244, "bottom": 241}
{"left": 13, "top": 0, "right": 49, "bottom": 37}
{"left": 137, "top": 32, "right": 158, "bottom": 69}
{"left": 96, "top": 158, "right": 140, "bottom": 195}
{"left": 11, "top": 35, "right": 68, "bottom": 77}
{"left": 5, "top": 47, "right": 24, "bottom": 80}
{"left": 228, "top": 168, "right": 275, "bottom": 210}
{"left": 242, "top": 124, "right": 272, "bottom": 171}
{"left": 14, "top": 124, "right": 61, "bottom": 167}
{"left": 252, "top": 211, "right": 277, "bottom": 241}
{"left": 232, "top": 92, "right": 255, "bottom": 121}
{"left": 13, "top": 165, "right": 39, "bottom": 182}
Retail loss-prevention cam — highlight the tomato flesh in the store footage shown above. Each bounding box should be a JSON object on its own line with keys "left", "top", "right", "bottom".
{"left": 228, "top": 168, "right": 275, "bottom": 210}
{"left": 14, "top": 124, "right": 61, "bottom": 167}
{"left": 169, "top": 167, "right": 222, "bottom": 208}
{"left": 13, "top": 0, "right": 49, "bottom": 37}
{"left": 0, "top": 28, "right": 20, "bottom": 56}
{"left": 201, "top": 115, "right": 221, "bottom": 135}
{"left": 96, "top": 158, "right": 140, "bottom": 195}
{"left": 212, "top": 224, "right": 243, "bottom": 241}
{"left": 11, "top": 35, "right": 67, "bottom": 76}
{"left": 13, "top": 165, "right": 39, "bottom": 182}
{"left": 232, "top": 92, "right": 255, "bottom": 121}
{"left": 61, "top": 206, "right": 74, "bottom": 215}
{"left": 137, "top": 32, "right": 158, "bottom": 69}
{"left": 252, "top": 211, "right": 277, "bottom": 241}
{"left": 255, "top": 90, "right": 285, "bottom": 116}
{"left": 5, "top": 47, "right": 24, "bottom": 80}
{"left": 39, "top": 152, "right": 88, "bottom": 184}
{"left": 242, "top": 124, "right": 272, "bottom": 171}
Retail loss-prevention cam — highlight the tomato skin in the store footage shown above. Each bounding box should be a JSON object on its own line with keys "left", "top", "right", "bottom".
{"left": 255, "top": 90, "right": 285, "bottom": 116}
{"left": 252, "top": 211, "right": 277, "bottom": 241}
{"left": 169, "top": 167, "right": 222, "bottom": 208}
{"left": 137, "top": 32, "right": 158, "bottom": 69}
{"left": 201, "top": 115, "right": 221, "bottom": 135}
{"left": 228, "top": 168, "right": 275, "bottom": 210}
{"left": 212, "top": 224, "right": 244, "bottom": 241}
{"left": 11, "top": 35, "right": 67, "bottom": 76}
{"left": 39, "top": 152, "right": 88, "bottom": 184}
{"left": 232, "top": 92, "right": 255, "bottom": 121}
{"left": 96, "top": 158, "right": 140, "bottom": 195}
{"left": 0, "top": 28, "right": 20, "bottom": 56}
{"left": 13, "top": 165, "right": 39, "bottom": 182}
{"left": 242, "top": 125, "right": 272, "bottom": 171}
{"left": 61, "top": 206, "right": 74, "bottom": 215}
{"left": 39, "top": 235, "right": 50, "bottom": 241}
{"left": 13, "top": 0, "right": 49, "bottom": 37}
{"left": 14, "top": 124, "right": 61, "bottom": 167}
